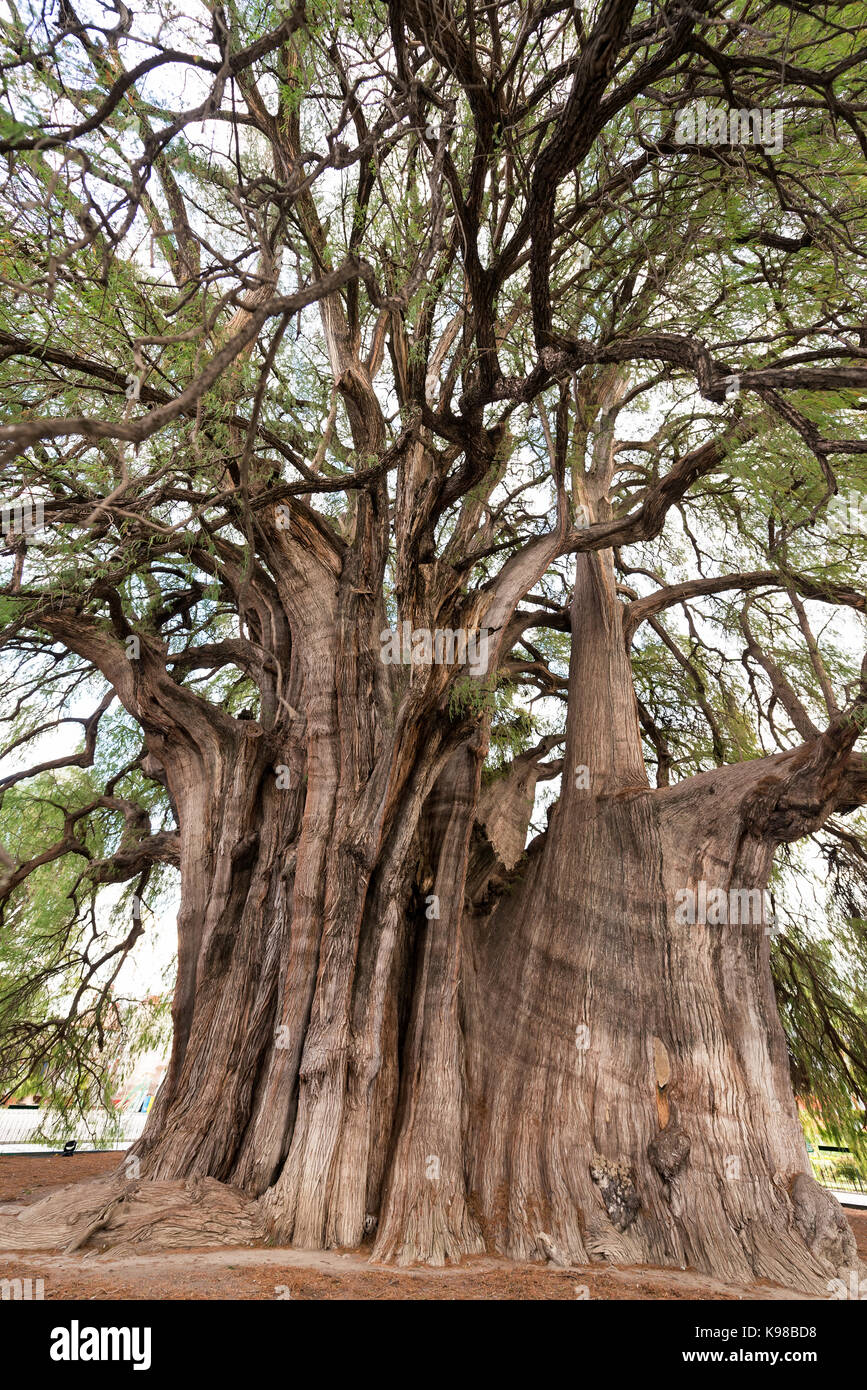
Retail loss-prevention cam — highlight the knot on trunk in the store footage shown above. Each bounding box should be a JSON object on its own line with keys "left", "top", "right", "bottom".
{"left": 647, "top": 1127, "right": 691, "bottom": 1183}
{"left": 790, "top": 1172, "right": 859, "bottom": 1272}
{"left": 590, "top": 1153, "right": 640, "bottom": 1233}
{"left": 230, "top": 831, "right": 260, "bottom": 868}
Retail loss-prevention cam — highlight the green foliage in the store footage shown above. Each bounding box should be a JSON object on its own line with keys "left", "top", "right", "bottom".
{"left": 448, "top": 672, "right": 499, "bottom": 723}
{"left": 0, "top": 764, "right": 174, "bottom": 1112}
{"left": 773, "top": 832, "right": 867, "bottom": 1159}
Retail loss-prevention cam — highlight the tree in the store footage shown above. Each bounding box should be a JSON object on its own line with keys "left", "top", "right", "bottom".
{"left": 0, "top": 0, "right": 866, "bottom": 1291}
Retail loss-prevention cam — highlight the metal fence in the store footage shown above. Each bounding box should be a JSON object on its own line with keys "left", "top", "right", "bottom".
{"left": 809, "top": 1145, "right": 867, "bottom": 1195}
{"left": 0, "top": 1107, "right": 148, "bottom": 1152}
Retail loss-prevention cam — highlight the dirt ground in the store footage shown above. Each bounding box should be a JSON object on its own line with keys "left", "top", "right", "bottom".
{"left": 0, "top": 1150, "right": 124, "bottom": 1203}
{"left": 1, "top": 1151, "right": 864, "bottom": 1300}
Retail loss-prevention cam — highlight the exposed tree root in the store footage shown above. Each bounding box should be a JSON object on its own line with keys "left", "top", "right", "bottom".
{"left": 0, "top": 1173, "right": 264, "bottom": 1254}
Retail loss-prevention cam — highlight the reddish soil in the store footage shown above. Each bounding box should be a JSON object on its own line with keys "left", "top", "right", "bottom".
{"left": 1, "top": 1153, "right": 863, "bottom": 1300}
{"left": 0, "top": 1149, "right": 121, "bottom": 1203}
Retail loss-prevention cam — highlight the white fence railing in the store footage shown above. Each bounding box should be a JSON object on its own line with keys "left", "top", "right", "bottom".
{"left": 0, "top": 1107, "right": 148, "bottom": 1151}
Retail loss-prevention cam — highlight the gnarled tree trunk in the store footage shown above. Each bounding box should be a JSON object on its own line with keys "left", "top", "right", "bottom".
{"left": 35, "top": 547, "right": 847, "bottom": 1297}
{"left": 1, "top": 536, "right": 859, "bottom": 1295}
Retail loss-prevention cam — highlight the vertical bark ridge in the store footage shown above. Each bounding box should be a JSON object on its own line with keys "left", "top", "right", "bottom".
{"left": 136, "top": 726, "right": 292, "bottom": 1180}
{"left": 373, "top": 743, "right": 487, "bottom": 1265}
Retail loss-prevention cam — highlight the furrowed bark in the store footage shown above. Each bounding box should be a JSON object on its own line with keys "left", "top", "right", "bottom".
{"left": 373, "top": 743, "right": 487, "bottom": 1265}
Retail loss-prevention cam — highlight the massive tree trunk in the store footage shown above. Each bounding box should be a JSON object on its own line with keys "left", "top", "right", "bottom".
{"left": 33, "top": 551, "right": 847, "bottom": 1295}
{"left": 2, "top": 535, "right": 859, "bottom": 1294}
{"left": 11, "top": 539, "right": 844, "bottom": 1289}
